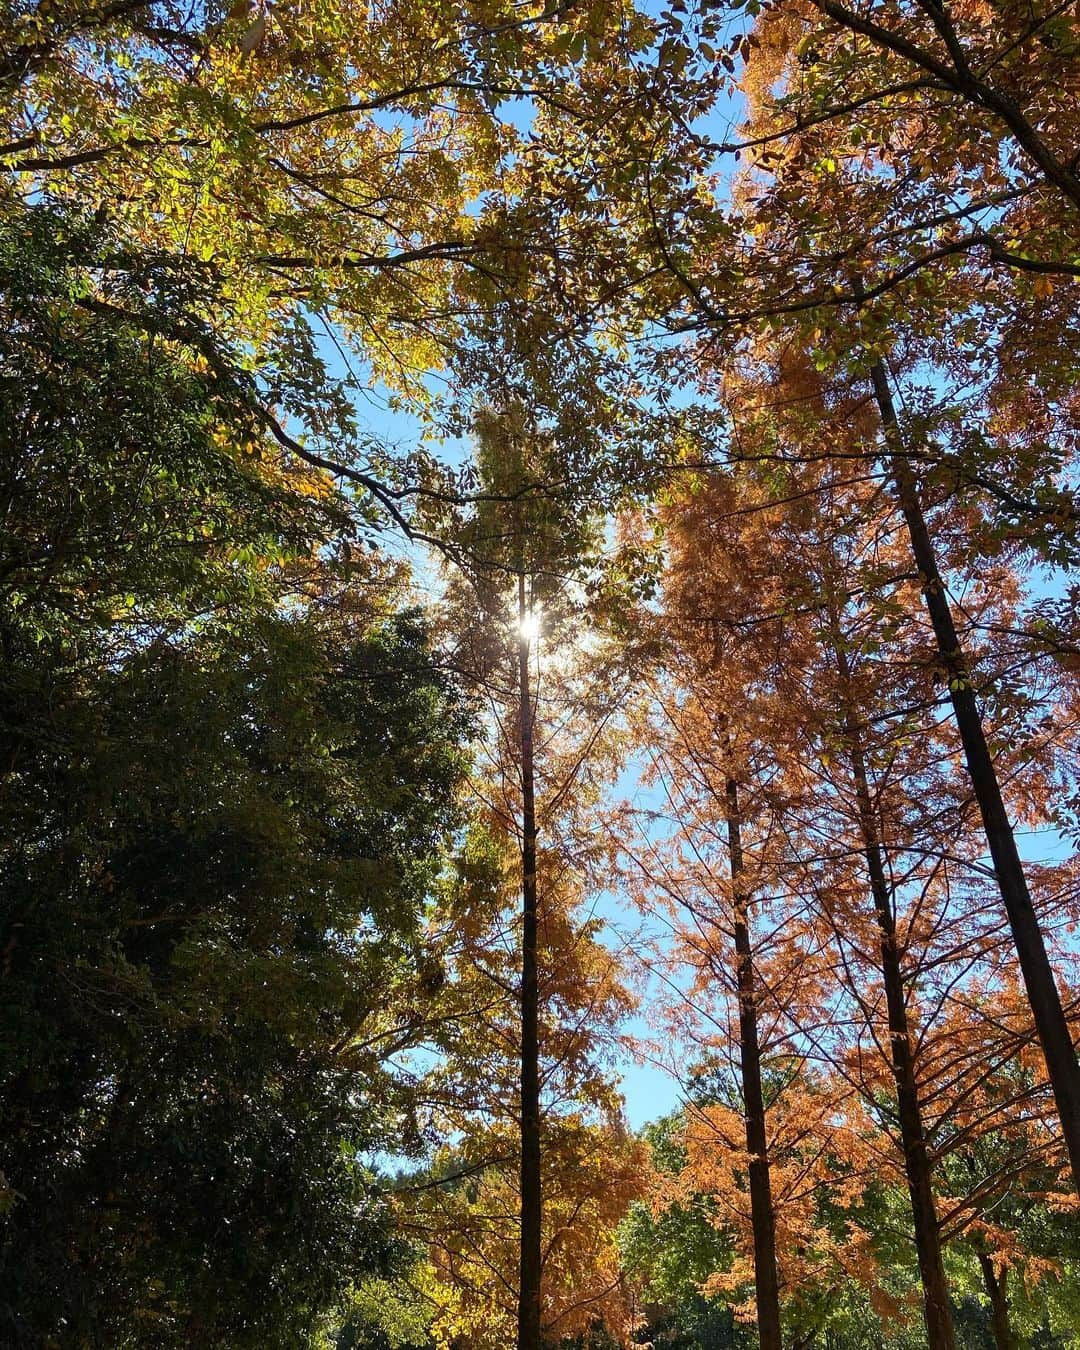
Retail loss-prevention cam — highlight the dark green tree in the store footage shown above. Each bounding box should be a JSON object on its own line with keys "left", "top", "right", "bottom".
{"left": 0, "top": 208, "right": 473, "bottom": 1346}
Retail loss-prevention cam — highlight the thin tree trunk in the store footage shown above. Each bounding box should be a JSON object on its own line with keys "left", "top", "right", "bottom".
{"left": 517, "top": 572, "right": 543, "bottom": 1350}
{"left": 834, "top": 641, "right": 956, "bottom": 1350}
{"left": 870, "top": 360, "right": 1080, "bottom": 1196}
{"left": 977, "top": 1253, "right": 1018, "bottom": 1350}
{"left": 725, "top": 777, "right": 784, "bottom": 1350}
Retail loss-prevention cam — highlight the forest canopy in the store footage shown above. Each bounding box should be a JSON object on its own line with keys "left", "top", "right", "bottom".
{"left": 1, "top": 1, "right": 1080, "bottom": 1347}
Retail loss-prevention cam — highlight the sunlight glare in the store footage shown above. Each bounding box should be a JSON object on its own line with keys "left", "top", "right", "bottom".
{"left": 519, "top": 608, "right": 541, "bottom": 642}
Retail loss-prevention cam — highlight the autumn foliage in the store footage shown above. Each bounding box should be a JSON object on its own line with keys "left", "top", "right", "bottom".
{"left": 3, "top": 1, "right": 1080, "bottom": 1347}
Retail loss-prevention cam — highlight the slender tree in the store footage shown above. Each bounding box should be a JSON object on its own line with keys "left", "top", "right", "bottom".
{"left": 868, "top": 358, "right": 1080, "bottom": 1192}
{"left": 419, "top": 404, "right": 643, "bottom": 1349}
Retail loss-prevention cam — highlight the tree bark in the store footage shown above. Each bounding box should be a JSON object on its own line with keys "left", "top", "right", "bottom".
{"left": 834, "top": 641, "right": 956, "bottom": 1350}
{"left": 977, "top": 1253, "right": 1018, "bottom": 1350}
{"left": 516, "top": 572, "right": 543, "bottom": 1350}
{"left": 725, "top": 777, "right": 784, "bottom": 1350}
{"left": 870, "top": 359, "right": 1080, "bottom": 1197}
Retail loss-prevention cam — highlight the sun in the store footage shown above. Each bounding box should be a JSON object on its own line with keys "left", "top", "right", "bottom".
{"left": 518, "top": 609, "right": 541, "bottom": 642}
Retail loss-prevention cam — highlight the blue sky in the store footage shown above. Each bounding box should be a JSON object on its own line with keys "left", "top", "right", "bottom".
{"left": 300, "top": 18, "right": 1079, "bottom": 1137}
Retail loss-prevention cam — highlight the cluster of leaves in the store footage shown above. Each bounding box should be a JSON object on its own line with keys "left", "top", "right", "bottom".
{"left": 6, "top": 0, "right": 1080, "bottom": 1344}
{"left": 0, "top": 207, "right": 473, "bottom": 1346}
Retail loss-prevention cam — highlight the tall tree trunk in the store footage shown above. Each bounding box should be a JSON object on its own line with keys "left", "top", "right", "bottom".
{"left": 870, "top": 360, "right": 1080, "bottom": 1196}
{"left": 977, "top": 1254, "right": 1018, "bottom": 1350}
{"left": 834, "top": 641, "right": 956, "bottom": 1350}
{"left": 516, "top": 572, "right": 543, "bottom": 1350}
{"left": 725, "top": 777, "right": 784, "bottom": 1350}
